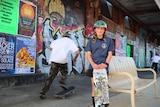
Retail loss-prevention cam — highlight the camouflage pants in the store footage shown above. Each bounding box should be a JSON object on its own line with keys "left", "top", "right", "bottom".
{"left": 41, "top": 62, "right": 68, "bottom": 93}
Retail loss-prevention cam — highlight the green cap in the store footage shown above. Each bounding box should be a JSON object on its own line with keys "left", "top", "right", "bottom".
{"left": 93, "top": 20, "right": 107, "bottom": 28}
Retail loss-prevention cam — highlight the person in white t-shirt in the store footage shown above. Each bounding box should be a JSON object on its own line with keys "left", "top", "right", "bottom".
{"left": 151, "top": 52, "right": 160, "bottom": 73}
{"left": 39, "top": 35, "right": 79, "bottom": 99}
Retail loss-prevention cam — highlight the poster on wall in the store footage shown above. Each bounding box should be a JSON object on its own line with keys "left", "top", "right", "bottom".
{"left": 18, "top": 0, "right": 37, "bottom": 36}
{"left": 115, "top": 33, "right": 127, "bottom": 56}
{"left": 0, "top": 0, "right": 19, "bottom": 35}
{"left": 0, "top": 33, "right": 16, "bottom": 74}
{"left": 15, "top": 36, "right": 36, "bottom": 74}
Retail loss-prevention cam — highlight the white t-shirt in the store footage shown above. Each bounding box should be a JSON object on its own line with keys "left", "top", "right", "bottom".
{"left": 49, "top": 37, "right": 78, "bottom": 64}
{"left": 152, "top": 55, "right": 160, "bottom": 63}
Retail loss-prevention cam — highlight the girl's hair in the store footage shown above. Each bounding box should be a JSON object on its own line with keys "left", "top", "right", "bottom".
{"left": 92, "top": 32, "right": 106, "bottom": 43}
{"left": 92, "top": 33, "right": 97, "bottom": 43}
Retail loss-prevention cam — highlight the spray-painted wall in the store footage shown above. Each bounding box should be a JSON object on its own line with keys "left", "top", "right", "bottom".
{"left": 35, "top": 0, "right": 85, "bottom": 74}
{"left": 137, "top": 28, "right": 147, "bottom": 68}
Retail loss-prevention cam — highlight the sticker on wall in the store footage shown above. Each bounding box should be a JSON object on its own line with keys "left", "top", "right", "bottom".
{"left": 18, "top": 0, "right": 37, "bottom": 36}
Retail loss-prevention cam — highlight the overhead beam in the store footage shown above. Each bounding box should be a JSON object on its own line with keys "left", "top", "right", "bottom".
{"left": 107, "top": 0, "right": 160, "bottom": 36}
{"left": 145, "top": 23, "right": 160, "bottom": 26}
{"left": 129, "top": 9, "right": 160, "bottom": 15}
{"left": 154, "top": 30, "right": 160, "bottom": 33}
{"left": 140, "top": 22, "right": 160, "bottom": 27}
{"left": 107, "top": 0, "right": 143, "bottom": 24}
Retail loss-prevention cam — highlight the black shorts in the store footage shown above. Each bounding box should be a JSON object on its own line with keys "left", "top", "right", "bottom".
{"left": 86, "top": 69, "right": 93, "bottom": 77}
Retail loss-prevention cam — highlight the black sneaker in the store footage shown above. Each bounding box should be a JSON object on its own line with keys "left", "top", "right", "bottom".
{"left": 104, "top": 103, "right": 109, "bottom": 107}
{"left": 39, "top": 92, "right": 46, "bottom": 99}
{"left": 60, "top": 84, "right": 68, "bottom": 90}
{"left": 59, "top": 80, "right": 68, "bottom": 90}
{"left": 59, "top": 80, "right": 65, "bottom": 84}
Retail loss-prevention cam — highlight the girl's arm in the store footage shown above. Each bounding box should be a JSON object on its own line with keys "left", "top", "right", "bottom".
{"left": 99, "top": 51, "right": 112, "bottom": 69}
{"left": 105, "top": 51, "right": 113, "bottom": 64}
{"left": 86, "top": 51, "right": 99, "bottom": 69}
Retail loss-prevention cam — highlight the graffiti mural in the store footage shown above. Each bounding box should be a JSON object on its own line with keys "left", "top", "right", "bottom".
{"left": 35, "top": 0, "right": 85, "bottom": 74}
{"left": 138, "top": 29, "right": 147, "bottom": 68}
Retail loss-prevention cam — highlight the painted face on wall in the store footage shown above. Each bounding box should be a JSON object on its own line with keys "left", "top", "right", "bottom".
{"left": 50, "top": 12, "right": 64, "bottom": 25}
{"left": 94, "top": 27, "right": 105, "bottom": 36}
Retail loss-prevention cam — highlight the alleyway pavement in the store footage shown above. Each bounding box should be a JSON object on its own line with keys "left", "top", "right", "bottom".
{"left": 0, "top": 72, "right": 160, "bottom": 107}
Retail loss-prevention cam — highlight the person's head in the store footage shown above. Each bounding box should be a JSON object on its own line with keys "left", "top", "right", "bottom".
{"left": 63, "top": 32, "right": 70, "bottom": 38}
{"left": 156, "top": 52, "right": 159, "bottom": 56}
{"left": 93, "top": 20, "right": 107, "bottom": 36}
{"left": 92, "top": 20, "right": 107, "bottom": 42}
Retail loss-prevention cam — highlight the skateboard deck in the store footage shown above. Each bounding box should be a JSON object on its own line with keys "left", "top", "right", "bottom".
{"left": 93, "top": 69, "right": 109, "bottom": 107}
{"left": 54, "top": 86, "right": 75, "bottom": 99}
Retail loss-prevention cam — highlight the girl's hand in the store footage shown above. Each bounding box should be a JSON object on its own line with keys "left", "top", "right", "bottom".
{"left": 98, "top": 63, "right": 107, "bottom": 69}
{"left": 92, "top": 63, "right": 99, "bottom": 69}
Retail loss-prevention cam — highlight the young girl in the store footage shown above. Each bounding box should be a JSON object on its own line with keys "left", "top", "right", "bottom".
{"left": 85, "top": 20, "right": 114, "bottom": 107}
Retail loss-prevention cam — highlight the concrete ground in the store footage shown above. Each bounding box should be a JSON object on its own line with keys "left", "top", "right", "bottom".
{"left": 0, "top": 73, "right": 160, "bottom": 107}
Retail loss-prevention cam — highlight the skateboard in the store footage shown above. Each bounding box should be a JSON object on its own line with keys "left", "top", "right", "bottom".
{"left": 93, "top": 69, "right": 109, "bottom": 107}
{"left": 54, "top": 86, "right": 75, "bottom": 99}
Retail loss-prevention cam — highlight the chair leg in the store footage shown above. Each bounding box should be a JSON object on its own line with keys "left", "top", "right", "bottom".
{"left": 131, "top": 91, "right": 135, "bottom": 107}
{"left": 154, "top": 83, "right": 160, "bottom": 98}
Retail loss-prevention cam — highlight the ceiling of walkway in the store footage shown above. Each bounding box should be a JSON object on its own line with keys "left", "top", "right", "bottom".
{"left": 107, "top": 0, "right": 160, "bottom": 37}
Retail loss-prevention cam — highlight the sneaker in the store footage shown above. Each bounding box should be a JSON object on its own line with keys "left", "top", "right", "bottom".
{"left": 104, "top": 104, "right": 109, "bottom": 107}
{"left": 59, "top": 80, "right": 65, "bottom": 84}
{"left": 60, "top": 84, "right": 68, "bottom": 90}
{"left": 59, "top": 80, "right": 68, "bottom": 90}
{"left": 39, "top": 92, "right": 46, "bottom": 99}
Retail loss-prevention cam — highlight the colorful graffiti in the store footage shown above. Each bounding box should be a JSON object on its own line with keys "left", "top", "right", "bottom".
{"left": 35, "top": 0, "right": 85, "bottom": 74}
{"left": 138, "top": 29, "right": 147, "bottom": 68}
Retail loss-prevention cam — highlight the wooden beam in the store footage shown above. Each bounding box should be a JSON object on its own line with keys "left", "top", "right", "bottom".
{"left": 129, "top": 9, "right": 160, "bottom": 15}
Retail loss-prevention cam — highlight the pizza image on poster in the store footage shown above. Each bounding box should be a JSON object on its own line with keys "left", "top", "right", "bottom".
{"left": 15, "top": 36, "right": 36, "bottom": 74}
